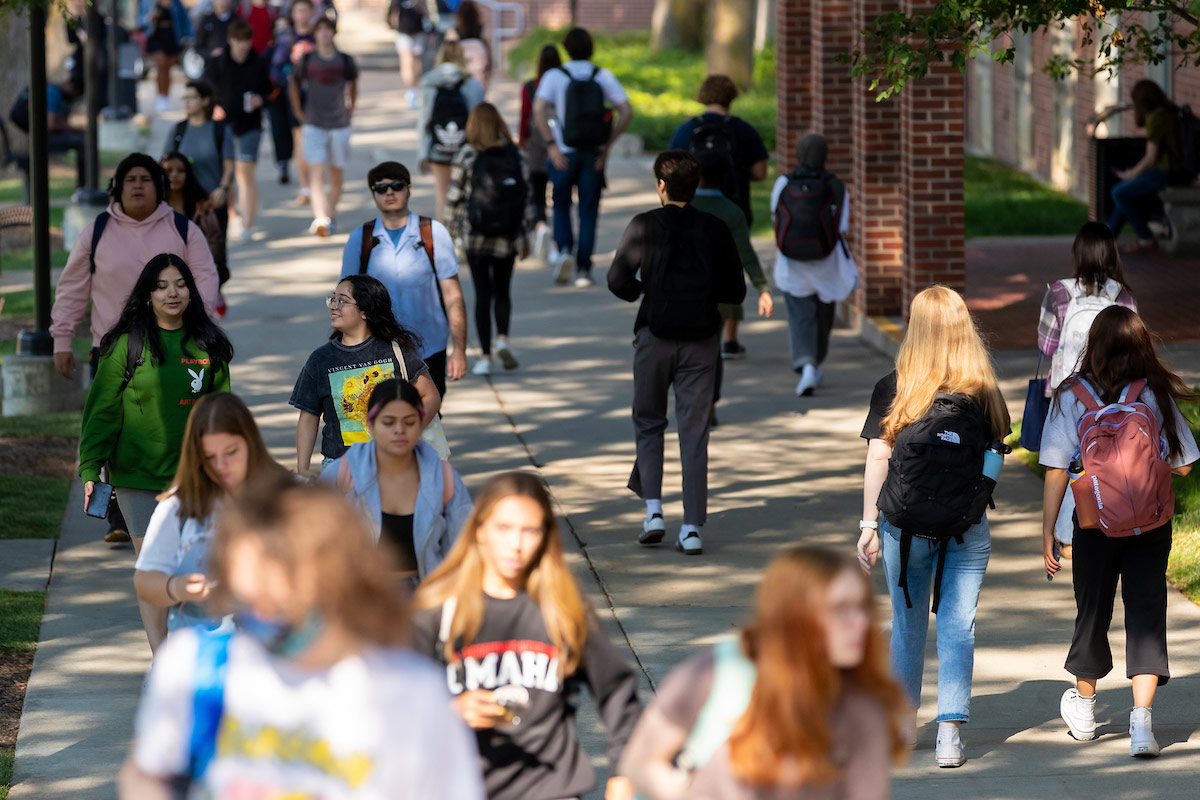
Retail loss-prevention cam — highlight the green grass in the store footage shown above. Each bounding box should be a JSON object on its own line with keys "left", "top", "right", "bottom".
{"left": 0, "top": 475, "right": 72, "bottom": 540}
{"left": 964, "top": 156, "right": 1088, "bottom": 239}
{"left": 509, "top": 28, "right": 777, "bottom": 153}
{"left": 0, "top": 175, "right": 75, "bottom": 207}
{"left": 0, "top": 590, "right": 46, "bottom": 800}
{"left": 749, "top": 160, "right": 775, "bottom": 238}
{"left": 0, "top": 410, "right": 81, "bottom": 439}
{"left": 0, "top": 249, "right": 69, "bottom": 273}
{"left": 1, "top": 750, "right": 12, "bottom": 800}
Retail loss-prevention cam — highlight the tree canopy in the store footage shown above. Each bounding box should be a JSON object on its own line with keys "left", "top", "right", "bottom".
{"left": 845, "top": 1, "right": 1200, "bottom": 100}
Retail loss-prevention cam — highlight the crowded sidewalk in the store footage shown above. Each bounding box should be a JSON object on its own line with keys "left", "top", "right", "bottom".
{"left": 9, "top": 18, "right": 1200, "bottom": 798}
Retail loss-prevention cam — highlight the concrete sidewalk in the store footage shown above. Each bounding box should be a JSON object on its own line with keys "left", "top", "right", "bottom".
{"left": 12, "top": 51, "right": 1200, "bottom": 800}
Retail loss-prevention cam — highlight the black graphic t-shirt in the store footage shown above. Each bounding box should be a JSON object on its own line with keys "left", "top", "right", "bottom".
{"left": 411, "top": 592, "right": 642, "bottom": 800}
{"left": 289, "top": 336, "right": 428, "bottom": 459}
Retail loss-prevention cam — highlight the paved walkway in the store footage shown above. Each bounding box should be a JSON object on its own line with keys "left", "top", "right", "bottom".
{"left": 11, "top": 19, "right": 1200, "bottom": 797}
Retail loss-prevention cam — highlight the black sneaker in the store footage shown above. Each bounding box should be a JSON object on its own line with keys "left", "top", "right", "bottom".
{"left": 721, "top": 341, "right": 746, "bottom": 360}
{"left": 638, "top": 514, "right": 666, "bottom": 545}
{"left": 278, "top": 162, "right": 290, "bottom": 185}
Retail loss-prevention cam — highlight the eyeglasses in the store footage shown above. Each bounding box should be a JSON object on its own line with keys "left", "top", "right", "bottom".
{"left": 372, "top": 180, "right": 409, "bottom": 195}
{"left": 325, "top": 295, "right": 357, "bottom": 309}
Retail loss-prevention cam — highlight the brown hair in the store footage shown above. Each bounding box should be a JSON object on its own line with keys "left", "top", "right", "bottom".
{"left": 1054, "top": 306, "right": 1198, "bottom": 459}
{"left": 227, "top": 18, "right": 253, "bottom": 41}
{"left": 436, "top": 39, "right": 466, "bottom": 68}
{"left": 1071, "top": 221, "right": 1128, "bottom": 296}
{"left": 209, "top": 476, "right": 410, "bottom": 645}
{"left": 162, "top": 392, "right": 284, "bottom": 521}
{"left": 1131, "top": 79, "right": 1174, "bottom": 128}
{"left": 414, "top": 472, "right": 589, "bottom": 676}
{"left": 465, "top": 102, "right": 513, "bottom": 151}
{"left": 697, "top": 74, "right": 739, "bottom": 108}
{"left": 454, "top": 0, "right": 484, "bottom": 40}
{"left": 653, "top": 149, "right": 700, "bottom": 202}
{"left": 727, "top": 546, "right": 907, "bottom": 786}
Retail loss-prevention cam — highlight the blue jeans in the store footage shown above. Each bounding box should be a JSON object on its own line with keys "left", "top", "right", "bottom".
{"left": 881, "top": 518, "right": 991, "bottom": 722}
{"left": 1108, "top": 168, "right": 1170, "bottom": 241}
{"left": 547, "top": 149, "right": 604, "bottom": 273}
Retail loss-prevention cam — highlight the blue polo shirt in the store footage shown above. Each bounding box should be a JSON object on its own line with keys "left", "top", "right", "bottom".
{"left": 341, "top": 213, "right": 459, "bottom": 359}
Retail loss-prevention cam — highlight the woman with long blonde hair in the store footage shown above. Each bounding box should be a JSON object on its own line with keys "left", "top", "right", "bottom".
{"left": 857, "top": 285, "right": 1010, "bottom": 769}
{"left": 412, "top": 471, "right": 642, "bottom": 800}
{"left": 619, "top": 545, "right": 907, "bottom": 799}
{"left": 446, "top": 102, "right": 536, "bottom": 376}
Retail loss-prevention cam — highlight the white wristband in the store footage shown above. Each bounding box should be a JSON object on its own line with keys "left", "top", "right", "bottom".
{"left": 858, "top": 520, "right": 879, "bottom": 530}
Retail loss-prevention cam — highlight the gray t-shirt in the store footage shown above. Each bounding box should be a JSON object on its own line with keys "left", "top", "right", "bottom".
{"left": 289, "top": 336, "right": 428, "bottom": 459}
{"left": 1039, "top": 382, "right": 1200, "bottom": 470}
{"left": 294, "top": 49, "right": 359, "bottom": 130}
{"left": 162, "top": 121, "right": 235, "bottom": 193}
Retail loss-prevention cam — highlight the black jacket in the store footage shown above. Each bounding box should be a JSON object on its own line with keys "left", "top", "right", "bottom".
{"left": 202, "top": 49, "right": 274, "bottom": 136}
{"left": 607, "top": 202, "right": 747, "bottom": 337}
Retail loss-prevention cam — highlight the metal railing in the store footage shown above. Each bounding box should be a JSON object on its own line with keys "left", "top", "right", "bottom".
{"left": 472, "top": 0, "right": 524, "bottom": 76}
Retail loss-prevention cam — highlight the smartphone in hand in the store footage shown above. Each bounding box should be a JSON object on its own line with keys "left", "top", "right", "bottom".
{"left": 86, "top": 482, "right": 114, "bottom": 519}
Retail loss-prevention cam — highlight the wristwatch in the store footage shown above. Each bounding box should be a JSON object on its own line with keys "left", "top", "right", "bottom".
{"left": 858, "top": 520, "right": 879, "bottom": 531}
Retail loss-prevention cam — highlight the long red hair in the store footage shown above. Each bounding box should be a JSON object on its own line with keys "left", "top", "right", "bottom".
{"left": 727, "top": 546, "right": 908, "bottom": 787}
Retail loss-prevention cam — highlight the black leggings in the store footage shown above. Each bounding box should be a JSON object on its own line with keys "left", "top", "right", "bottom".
{"left": 468, "top": 253, "right": 516, "bottom": 355}
{"left": 530, "top": 171, "right": 549, "bottom": 225}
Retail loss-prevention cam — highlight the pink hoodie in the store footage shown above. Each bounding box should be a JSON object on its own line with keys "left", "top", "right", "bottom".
{"left": 50, "top": 201, "right": 220, "bottom": 354}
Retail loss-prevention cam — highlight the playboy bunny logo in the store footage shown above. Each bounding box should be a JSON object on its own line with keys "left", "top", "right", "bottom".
{"left": 188, "top": 368, "right": 205, "bottom": 393}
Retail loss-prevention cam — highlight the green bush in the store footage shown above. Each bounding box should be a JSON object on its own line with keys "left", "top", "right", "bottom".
{"left": 509, "top": 29, "right": 777, "bottom": 153}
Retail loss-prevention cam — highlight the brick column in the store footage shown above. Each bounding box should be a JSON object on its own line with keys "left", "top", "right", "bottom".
{"left": 900, "top": 0, "right": 966, "bottom": 309}
{"left": 810, "top": 0, "right": 855, "bottom": 178}
{"left": 776, "top": 1, "right": 812, "bottom": 174}
{"left": 851, "top": 0, "right": 904, "bottom": 316}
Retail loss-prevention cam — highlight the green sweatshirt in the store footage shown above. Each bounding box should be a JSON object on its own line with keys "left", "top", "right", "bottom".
{"left": 690, "top": 190, "right": 769, "bottom": 294}
{"left": 79, "top": 327, "right": 231, "bottom": 490}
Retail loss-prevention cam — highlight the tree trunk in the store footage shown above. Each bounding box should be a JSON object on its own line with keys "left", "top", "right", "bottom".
{"left": 651, "top": 0, "right": 706, "bottom": 51}
{"left": 707, "top": 0, "right": 754, "bottom": 87}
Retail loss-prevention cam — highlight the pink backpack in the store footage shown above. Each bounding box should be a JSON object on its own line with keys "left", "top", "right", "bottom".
{"left": 1070, "top": 378, "right": 1174, "bottom": 537}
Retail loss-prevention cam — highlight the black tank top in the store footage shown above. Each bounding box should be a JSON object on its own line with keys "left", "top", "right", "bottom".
{"left": 379, "top": 512, "right": 418, "bottom": 573}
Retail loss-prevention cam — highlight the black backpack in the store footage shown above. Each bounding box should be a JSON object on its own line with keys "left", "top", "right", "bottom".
{"left": 876, "top": 394, "right": 995, "bottom": 613}
{"left": 647, "top": 207, "right": 717, "bottom": 341}
{"left": 557, "top": 66, "right": 610, "bottom": 150}
{"left": 9, "top": 87, "right": 30, "bottom": 133}
{"left": 388, "top": 0, "right": 424, "bottom": 34}
{"left": 688, "top": 115, "right": 738, "bottom": 199}
{"left": 427, "top": 80, "right": 469, "bottom": 161}
{"left": 774, "top": 170, "right": 843, "bottom": 261}
{"left": 468, "top": 145, "right": 527, "bottom": 238}
{"left": 1174, "top": 105, "right": 1200, "bottom": 183}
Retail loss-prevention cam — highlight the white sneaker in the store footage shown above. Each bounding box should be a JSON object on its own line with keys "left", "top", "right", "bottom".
{"left": 934, "top": 724, "right": 967, "bottom": 768}
{"left": 471, "top": 357, "right": 492, "bottom": 376}
{"left": 638, "top": 514, "right": 665, "bottom": 545}
{"left": 552, "top": 252, "right": 575, "bottom": 285}
{"left": 238, "top": 227, "right": 254, "bottom": 242}
{"left": 406, "top": 88, "right": 419, "bottom": 110}
{"left": 1060, "top": 688, "right": 1098, "bottom": 741}
{"left": 675, "top": 529, "right": 703, "bottom": 555}
{"left": 573, "top": 273, "right": 594, "bottom": 288}
{"left": 494, "top": 340, "right": 519, "bottom": 370}
{"left": 1130, "top": 706, "right": 1160, "bottom": 758}
{"left": 795, "top": 364, "right": 819, "bottom": 396}
{"left": 533, "top": 224, "right": 550, "bottom": 261}
{"left": 309, "top": 217, "right": 332, "bottom": 237}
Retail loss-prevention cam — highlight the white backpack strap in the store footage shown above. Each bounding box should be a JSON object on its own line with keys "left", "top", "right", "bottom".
{"left": 392, "top": 340, "right": 410, "bottom": 382}
{"left": 437, "top": 596, "right": 458, "bottom": 647}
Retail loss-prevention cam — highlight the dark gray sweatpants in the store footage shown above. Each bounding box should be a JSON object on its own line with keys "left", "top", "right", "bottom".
{"left": 626, "top": 328, "right": 719, "bottom": 525}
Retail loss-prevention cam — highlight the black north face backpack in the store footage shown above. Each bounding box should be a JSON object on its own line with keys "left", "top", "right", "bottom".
{"left": 876, "top": 394, "right": 995, "bottom": 612}
{"left": 468, "top": 145, "right": 527, "bottom": 238}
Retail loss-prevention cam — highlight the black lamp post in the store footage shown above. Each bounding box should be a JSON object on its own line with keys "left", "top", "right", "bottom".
{"left": 18, "top": 2, "right": 54, "bottom": 357}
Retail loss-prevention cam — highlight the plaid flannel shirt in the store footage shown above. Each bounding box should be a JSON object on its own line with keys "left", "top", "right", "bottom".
{"left": 1037, "top": 279, "right": 1137, "bottom": 356}
{"left": 446, "top": 144, "right": 536, "bottom": 260}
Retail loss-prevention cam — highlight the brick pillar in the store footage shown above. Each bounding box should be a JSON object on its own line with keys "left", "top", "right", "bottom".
{"left": 900, "top": 0, "right": 966, "bottom": 310}
{"left": 776, "top": 1, "right": 812, "bottom": 174}
{"left": 810, "top": 0, "right": 854, "bottom": 178}
{"left": 851, "top": 0, "right": 904, "bottom": 316}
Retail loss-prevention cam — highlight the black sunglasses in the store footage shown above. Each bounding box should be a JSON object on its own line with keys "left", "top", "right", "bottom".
{"left": 372, "top": 180, "right": 409, "bottom": 194}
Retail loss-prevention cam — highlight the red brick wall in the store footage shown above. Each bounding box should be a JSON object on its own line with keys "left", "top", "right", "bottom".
{"left": 776, "top": 1, "right": 811, "bottom": 175}
{"left": 811, "top": 1, "right": 855, "bottom": 179}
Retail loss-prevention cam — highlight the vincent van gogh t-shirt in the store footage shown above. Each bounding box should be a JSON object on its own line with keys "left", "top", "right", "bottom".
{"left": 289, "top": 336, "right": 428, "bottom": 459}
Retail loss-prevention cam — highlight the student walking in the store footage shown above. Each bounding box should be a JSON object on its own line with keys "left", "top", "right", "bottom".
{"left": 240, "top": 0, "right": 280, "bottom": 56}
{"left": 857, "top": 285, "right": 1010, "bottom": 769}
{"left": 194, "top": 0, "right": 236, "bottom": 63}
{"left": 668, "top": 74, "right": 768, "bottom": 226}
{"left": 1041, "top": 307, "right": 1198, "bottom": 758}
{"left": 321, "top": 378, "right": 471, "bottom": 585}
{"left": 270, "top": 0, "right": 318, "bottom": 191}
{"left": 119, "top": 478, "right": 485, "bottom": 800}
{"left": 291, "top": 274, "right": 440, "bottom": 475}
{"left": 450, "top": 0, "right": 490, "bottom": 93}
{"left": 341, "top": 161, "right": 470, "bottom": 396}
{"left": 203, "top": 18, "right": 274, "bottom": 241}
{"left": 411, "top": 472, "right": 642, "bottom": 800}
{"left": 518, "top": 44, "right": 562, "bottom": 261}
{"left": 135, "top": 392, "right": 286, "bottom": 652}
{"left": 163, "top": 80, "right": 236, "bottom": 270}
{"left": 139, "top": 0, "right": 191, "bottom": 113}
{"left": 607, "top": 151, "right": 746, "bottom": 555}
{"left": 80, "top": 254, "right": 233, "bottom": 646}
{"left": 1108, "top": 79, "right": 1180, "bottom": 254}
{"left": 534, "top": 27, "right": 634, "bottom": 287}
{"left": 620, "top": 546, "right": 907, "bottom": 799}
{"left": 446, "top": 103, "right": 536, "bottom": 376}
{"left": 772, "top": 133, "right": 858, "bottom": 397}
{"left": 161, "top": 152, "right": 226, "bottom": 295}
{"left": 418, "top": 39, "right": 485, "bottom": 221}
{"left": 290, "top": 15, "right": 358, "bottom": 236}
{"left": 388, "top": 0, "right": 428, "bottom": 108}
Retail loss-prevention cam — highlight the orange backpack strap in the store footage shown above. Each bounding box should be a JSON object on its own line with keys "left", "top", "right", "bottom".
{"left": 441, "top": 460, "right": 454, "bottom": 510}
{"left": 418, "top": 215, "right": 447, "bottom": 316}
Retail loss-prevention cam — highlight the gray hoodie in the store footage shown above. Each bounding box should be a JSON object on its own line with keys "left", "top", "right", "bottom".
{"left": 417, "top": 63, "right": 485, "bottom": 163}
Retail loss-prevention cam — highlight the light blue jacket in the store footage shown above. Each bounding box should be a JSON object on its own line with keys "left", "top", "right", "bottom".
{"left": 320, "top": 439, "right": 472, "bottom": 578}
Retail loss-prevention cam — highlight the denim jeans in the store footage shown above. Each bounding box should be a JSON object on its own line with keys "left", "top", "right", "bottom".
{"left": 547, "top": 149, "right": 604, "bottom": 273}
{"left": 783, "top": 292, "right": 835, "bottom": 371}
{"left": 1108, "top": 168, "right": 1170, "bottom": 241}
{"left": 881, "top": 518, "right": 991, "bottom": 722}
